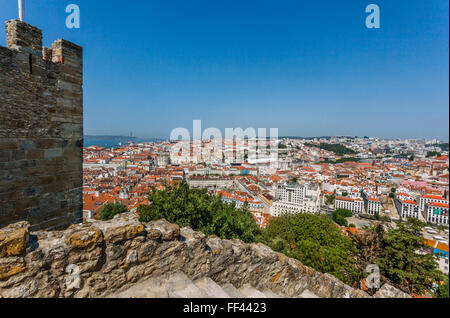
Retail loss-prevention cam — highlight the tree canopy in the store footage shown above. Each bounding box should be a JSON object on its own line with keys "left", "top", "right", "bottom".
{"left": 436, "top": 276, "right": 449, "bottom": 298}
{"left": 374, "top": 218, "right": 445, "bottom": 295}
{"left": 332, "top": 208, "right": 353, "bottom": 227}
{"left": 100, "top": 202, "right": 128, "bottom": 221}
{"left": 426, "top": 151, "right": 442, "bottom": 158}
{"left": 304, "top": 143, "right": 357, "bottom": 156}
{"left": 138, "top": 181, "right": 261, "bottom": 243}
{"left": 260, "top": 213, "right": 362, "bottom": 285}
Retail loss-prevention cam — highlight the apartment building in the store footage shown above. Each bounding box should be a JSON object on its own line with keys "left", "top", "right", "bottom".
{"left": 419, "top": 194, "right": 448, "bottom": 212}
{"left": 361, "top": 191, "right": 381, "bottom": 215}
{"left": 334, "top": 197, "right": 364, "bottom": 214}
{"left": 270, "top": 182, "right": 321, "bottom": 216}
{"left": 424, "top": 202, "right": 449, "bottom": 226}
{"left": 395, "top": 198, "right": 421, "bottom": 220}
{"left": 277, "top": 183, "right": 306, "bottom": 204}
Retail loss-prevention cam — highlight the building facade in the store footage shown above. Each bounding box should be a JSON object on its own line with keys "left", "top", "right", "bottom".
{"left": 361, "top": 191, "right": 381, "bottom": 215}
{"left": 396, "top": 199, "right": 421, "bottom": 220}
{"left": 424, "top": 202, "right": 449, "bottom": 225}
{"left": 334, "top": 197, "right": 364, "bottom": 214}
{"left": 270, "top": 182, "right": 321, "bottom": 216}
{"left": 419, "top": 194, "right": 448, "bottom": 213}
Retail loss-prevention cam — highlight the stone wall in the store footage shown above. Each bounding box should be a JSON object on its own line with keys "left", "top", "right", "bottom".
{"left": 0, "top": 213, "right": 409, "bottom": 298}
{"left": 0, "top": 20, "right": 83, "bottom": 231}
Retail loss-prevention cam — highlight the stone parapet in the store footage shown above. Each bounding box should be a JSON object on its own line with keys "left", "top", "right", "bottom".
{"left": 0, "top": 213, "right": 410, "bottom": 298}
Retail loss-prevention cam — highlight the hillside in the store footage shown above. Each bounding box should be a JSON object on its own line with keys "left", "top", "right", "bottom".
{"left": 304, "top": 143, "right": 357, "bottom": 156}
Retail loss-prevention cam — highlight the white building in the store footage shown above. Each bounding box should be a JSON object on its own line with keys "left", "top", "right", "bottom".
{"left": 334, "top": 197, "right": 364, "bottom": 214}
{"left": 396, "top": 198, "right": 420, "bottom": 220}
{"left": 424, "top": 202, "right": 449, "bottom": 225}
{"left": 277, "top": 183, "right": 306, "bottom": 205}
{"left": 361, "top": 191, "right": 381, "bottom": 215}
{"left": 366, "top": 197, "right": 381, "bottom": 215}
{"left": 419, "top": 194, "right": 448, "bottom": 213}
{"left": 270, "top": 182, "right": 321, "bottom": 216}
{"left": 394, "top": 192, "right": 422, "bottom": 220}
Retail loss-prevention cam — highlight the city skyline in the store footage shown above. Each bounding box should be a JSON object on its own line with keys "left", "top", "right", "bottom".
{"left": 0, "top": 0, "right": 448, "bottom": 140}
{"left": 84, "top": 133, "right": 449, "bottom": 142}
{"left": 0, "top": 2, "right": 449, "bottom": 300}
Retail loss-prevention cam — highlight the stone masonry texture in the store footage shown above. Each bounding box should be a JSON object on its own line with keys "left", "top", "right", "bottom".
{"left": 0, "top": 20, "right": 83, "bottom": 231}
{"left": 0, "top": 212, "right": 410, "bottom": 298}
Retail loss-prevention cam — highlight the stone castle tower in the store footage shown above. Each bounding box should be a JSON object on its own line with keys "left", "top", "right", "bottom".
{"left": 0, "top": 20, "right": 83, "bottom": 230}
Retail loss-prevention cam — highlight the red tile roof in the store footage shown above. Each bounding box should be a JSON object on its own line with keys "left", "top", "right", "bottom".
{"left": 403, "top": 200, "right": 418, "bottom": 205}
{"left": 429, "top": 202, "right": 449, "bottom": 209}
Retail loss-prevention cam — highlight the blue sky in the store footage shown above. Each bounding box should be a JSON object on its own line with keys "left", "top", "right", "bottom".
{"left": 1, "top": 0, "right": 448, "bottom": 140}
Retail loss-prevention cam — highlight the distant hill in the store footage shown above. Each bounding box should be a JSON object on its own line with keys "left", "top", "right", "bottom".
{"left": 84, "top": 135, "right": 166, "bottom": 148}
{"left": 304, "top": 143, "right": 357, "bottom": 156}
{"left": 281, "top": 136, "right": 360, "bottom": 140}
{"left": 433, "top": 143, "right": 449, "bottom": 151}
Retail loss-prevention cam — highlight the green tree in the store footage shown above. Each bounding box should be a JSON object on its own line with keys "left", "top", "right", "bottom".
{"left": 332, "top": 208, "right": 352, "bottom": 226}
{"left": 436, "top": 276, "right": 449, "bottom": 298}
{"left": 137, "top": 181, "right": 261, "bottom": 243}
{"left": 376, "top": 218, "right": 444, "bottom": 295}
{"left": 304, "top": 143, "right": 357, "bottom": 156}
{"left": 333, "top": 215, "right": 348, "bottom": 227}
{"left": 326, "top": 191, "right": 336, "bottom": 205}
{"left": 100, "top": 202, "right": 128, "bottom": 221}
{"left": 426, "top": 151, "right": 442, "bottom": 158}
{"left": 336, "top": 208, "right": 352, "bottom": 218}
{"left": 433, "top": 143, "right": 449, "bottom": 151}
{"left": 260, "top": 213, "right": 363, "bottom": 285}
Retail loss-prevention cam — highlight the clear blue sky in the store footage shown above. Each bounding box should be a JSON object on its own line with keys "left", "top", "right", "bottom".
{"left": 1, "top": 0, "right": 448, "bottom": 140}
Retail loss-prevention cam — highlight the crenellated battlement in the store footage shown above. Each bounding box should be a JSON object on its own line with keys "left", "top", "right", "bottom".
{"left": 5, "top": 20, "right": 83, "bottom": 68}
{"left": 5, "top": 19, "right": 42, "bottom": 55}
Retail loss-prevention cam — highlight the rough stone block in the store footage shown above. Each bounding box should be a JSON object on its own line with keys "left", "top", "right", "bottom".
{"left": 0, "top": 222, "right": 30, "bottom": 257}
{"left": 44, "top": 148, "right": 63, "bottom": 159}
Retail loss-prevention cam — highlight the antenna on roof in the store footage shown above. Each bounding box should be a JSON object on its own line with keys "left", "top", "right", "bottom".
{"left": 18, "top": 0, "right": 25, "bottom": 22}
